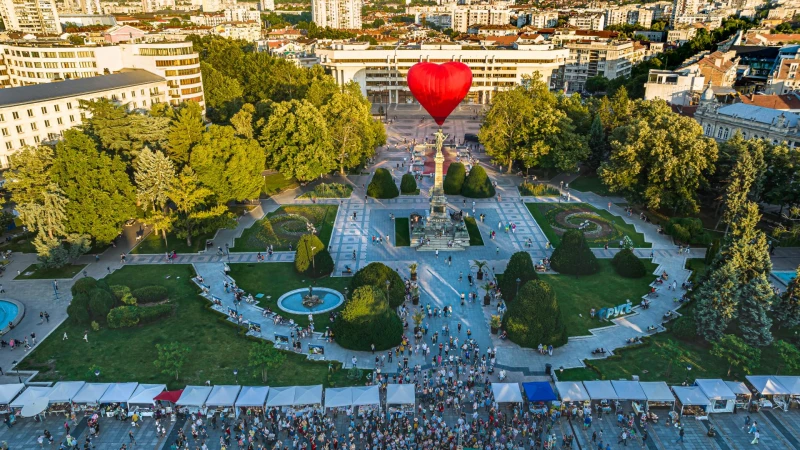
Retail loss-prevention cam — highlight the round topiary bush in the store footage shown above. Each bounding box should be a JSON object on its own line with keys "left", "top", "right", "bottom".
{"left": 294, "top": 234, "right": 325, "bottom": 275}
{"left": 307, "top": 248, "right": 334, "bottom": 278}
{"left": 400, "top": 173, "right": 417, "bottom": 194}
{"left": 671, "top": 314, "right": 698, "bottom": 342}
{"left": 89, "top": 289, "right": 116, "bottom": 321}
{"left": 461, "top": 165, "right": 495, "bottom": 198}
{"left": 72, "top": 277, "right": 99, "bottom": 296}
{"left": 367, "top": 168, "right": 399, "bottom": 199}
{"left": 551, "top": 230, "right": 599, "bottom": 275}
{"left": 611, "top": 248, "right": 647, "bottom": 278}
{"left": 499, "top": 252, "right": 539, "bottom": 302}
{"left": 443, "top": 163, "right": 466, "bottom": 195}
{"left": 67, "top": 292, "right": 91, "bottom": 326}
{"left": 350, "top": 262, "right": 405, "bottom": 308}
{"left": 503, "top": 280, "right": 568, "bottom": 348}
{"left": 331, "top": 285, "right": 403, "bottom": 351}
{"left": 107, "top": 306, "right": 140, "bottom": 329}
{"left": 132, "top": 286, "right": 168, "bottom": 304}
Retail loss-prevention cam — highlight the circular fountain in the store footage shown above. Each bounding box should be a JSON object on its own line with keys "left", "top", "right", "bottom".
{"left": 277, "top": 286, "right": 345, "bottom": 314}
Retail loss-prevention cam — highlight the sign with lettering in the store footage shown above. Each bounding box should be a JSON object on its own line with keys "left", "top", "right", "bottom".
{"left": 597, "top": 303, "right": 632, "bottom": 320}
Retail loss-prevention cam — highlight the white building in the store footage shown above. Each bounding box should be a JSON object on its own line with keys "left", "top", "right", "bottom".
{"left": 213, "top": 21, "right": 261, "bottom": 40}
{"left": 224, "top": 7, "right": 260, "bottom": 22}
{"left": 141, "top": 0, "right": 176, "bottom": 12}
{"left": 0, "top": 0, "right": 62, "bottom": 34}
{"left": 190, "top": 13, "right": 228, "bottom": 26}
{"left": 518, "top": 10, "right": 558, "bottom": 28}
{"left": 409, "top": 4, "right": 511, "bottom": 33}
{"left": 311, "top": 0, "right": 362, "bottom": 29}
{"left": 316, "top": 42, "right": 568, "bottom": 105}
{"left": 0, "top": 40, "right": 203, "bottom": 108}
{"left": 568, "top": 13, "right": 605, "bottom": 31}
{"left": 671, "top": 0, "right": 698, "bottom": 25}
{"left": 563, "top": 40, "right": 635, "bottom": 92}
{"left": 644, "top": 67, "right": 706, "bottom": 106}
{"left": 259, "top": 0, "right": 274, "bottom": 11}
{"left": 0, "top": 69, "right": 167, "bottom": 166}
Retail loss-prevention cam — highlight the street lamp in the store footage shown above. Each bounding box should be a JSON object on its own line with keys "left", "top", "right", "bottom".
{"left": 12, "top": 360, "right": 20, "bottom": 383}
{"left": 685, "top": 365, "right": 693, "bottom": 384}
{"left": 225, "top": 243, "right": 230, "bottom": 263}
{"left": 560, "top": 181, "right": 564, "bottom": 195}
{"left": 94, "top": 369, "right": 100, "bottom": 380}
{"left": 233, "top": 369, "right": 238, "bottom": 384}
{"left": 516, "top": 278, "right": 521, "bottom": 297}
{"left": 344, "top": 287, "right": 349, "bottom": 299}
{"left": 385, "top": 280, "right": 391, "bottom": 301}
{"left": 310, "top": 246, "right": 317, "bottom": 271}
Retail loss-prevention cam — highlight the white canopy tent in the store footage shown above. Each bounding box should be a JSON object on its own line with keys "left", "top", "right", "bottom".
{"left": 176, "top": 386, "right": 212, "bottom": 407}
{"left": 611, "top": 381, "right": 647, "bottom": 401}
{"left": 324, "top": 388, "right": 352, "bottom": 409}
{"left": 386, "top": 384, "right": 415, "bottom": 405}
{"left": 48, "top": 381, "right": 86, "bottom": 403}
{"left": 555, "top": 382, "right": 590, "bottom": 402}
{"left": 266, "top": 385, "right": 323, "bottom": 408}
{"left": 11, "top": 387, "right": 52, "bottom": 409}
{"left": 492, "top": 383, "right": 523, "bottom": 403}
{"left": 725, "top": 381, "right": 752, "bottom": 410}
{"left": 205, "top": 385, "right": 242, "bottom": 408}
{"left": 98, "top": 383, "right": 139, "bottom": 405}
{"left": 694, "top": 379, "right": 736, "bottom": 413}
{"left": 72, "top": 383, "right": 112, "bottom": 404}
{"left": 266, "top": 387, "right": 296, "bottom": 407}
{"left": 0, "top": 384, "right": 25, "bottom": 406}
{"left": 583, "top": 381, "right": 618, "bottom": 401}
{"left": 294, "top": 385, "right": 323, "bottom": 406}
{"left": 746, "top": 376, "right": 791, "bottom": 396}
{"left": 774, "top": 376, "right": 800, "bottom": 396}
{"left": 639, "top": 382, "right": 674, "bottom": 409}
{"left": 127, "top": 384, "right": 166, "bottom": 406}
{"left": 235, "top": 387, "right": 269, "bottom": 409}
{"left": 352, "top": 386, "right": 380, "bottom": 406}
{"left": 672, "top": 386, "right": 710, "bottom": 416}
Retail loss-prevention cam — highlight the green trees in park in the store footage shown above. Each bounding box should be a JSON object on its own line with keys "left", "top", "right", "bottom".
{"left": 331, "top": 285, "right": 403, "bottom": 351}
{"left": 773, "top": 266, "right": 800, "bottom": 329}
{"left": 349, "top": 262, "right": 405, "bottom": 308}
{"left": 249, "top": 342, "right": 286, "bottom": 383}
{"left": 503, "top": 280, "right": 568, "bottom": 348}
{"left": 710, "top": 334, "right": 760, "bottom": 377}
{"left": 443, "top": 162, "right": 466, "bottom": 195}
{"left": 294, "top": 234, "right": 333, "bottom": 278}
{"left": 611, "top": 248, "right": 647, "bottom": 278}
{"left": 191, "top": 125, "right": 265, "bottom": 203}
{"left": 550, "top": 230, "right": 599, "bottom": 275}
{"left": 154, "top": 342, "right": 191, "bottom": 381}
{"left": 461, "top": 165, "right": 495, "bottom": 198}
{"left": 367, "top": 168, "right": 399, "bottom": 199}
{"left": 499, "top": 252, "right": 538, "bottom": 302}
{"left": 400, "top": 174, "right": 418, "bottom": 194}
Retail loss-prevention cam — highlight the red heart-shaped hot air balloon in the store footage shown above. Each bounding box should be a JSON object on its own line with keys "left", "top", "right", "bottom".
{"left": 407, "top": 62, "right": 472, "bottom": 126}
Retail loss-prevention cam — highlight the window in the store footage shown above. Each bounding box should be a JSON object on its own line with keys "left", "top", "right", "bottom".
{"left": 69, "top": 115, "right": 75, "bottom": 122}
{"left": 26, "top": 109, "right": 33, "bottom": 117}
{"left": 54, "top": 104, "right": 60, "bottom": 112}
{"left": 15, "top": 125, "right": 22, "bottom": 133}
{"left": 4, "top": 142, "right": 11, "bottom": 150}
{"left": 19, "top": 139, "right": 25, "bottom": 146}
{"left": 57, "top": 118, "right": 63, "bottom": 125}
{"left": 0, "top": 114, "right": 4, "bottom": 122}
{"left": 722, "top": 128, "right": 729, "bottom": 140}
{"left": 717, "top": 127, "right": 723, "bottom": 139}
{"left": 12, "top": 112, "right": 19, "bottom": 120}
{"left": 66, "top": 102, "right": 72, "bottom": 110}
{"left": 41, "top": 106, "right": 47, "bottom": 114}
{"left": 33, "top": 136, "right": 40, "bottom": 143}
{"left": 30, "top": 123, "right": 37, "bottom": 131}
{"left": 1, "top": 128, "right": 7, "bottom": 136}
{"left": 44, "top": 120, "right": 50, "bottom": 127}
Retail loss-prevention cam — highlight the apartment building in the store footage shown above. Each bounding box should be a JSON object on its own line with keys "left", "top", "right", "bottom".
{"left": 562, "top": 40, "right": 635, "bottom": 92}
{"left": 567, "top": 13, "right": 605, "bottom": 31}
{"left": 142, "top": 0, "right": 176, "bottom": 12}
{"left": 0, "top": 40, "right": 204, "bottom": 107}
{"left": 0, "top": 69, "right": 168, "bottom": 166}
{"left": 644, "top": 67, "right": 706, "bottom": 106}
{"left": 316, "top": 42, "right": 568, "bottom": 105}
{"left": 213, "top": 21, "right": 261, "bottom": 41}
{"left": 409, "top": 4, "right": 511, "bottom": 33}
{"left": 766, "top": 45, "right": 800, "bottom": 94}
{"left": 0, "top": 0, "right": 61, "bottom": 34}
{"left": 311, "top": 0, "right": 362, "bottom": 29}
{"left": 516, "top": 11, "right": 558, "bottom": 28}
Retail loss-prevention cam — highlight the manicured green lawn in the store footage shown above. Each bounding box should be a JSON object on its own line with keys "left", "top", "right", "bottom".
{"left": 395, "top": 218, "right": 410, "bottom": 247}
{"left": 298, "top": 183, "right": 353, "bottom": 199}
{"left": 130, "top": 231, "right": 215, "bottom": 255}
{"left": 19, "top": 265, "right": 365, "bottom": 389}
{"left": 227, "top": 262, "right": 350, "bottom": 328}
{"left": 262, "top": 172, "right": 299, "bottom": 197}
{"left": 569, "top": 174, "right": 610, "bottom": 196}
{"left": 0, "top": 233, "right": 37, "bottom": 253}
{"left": 15, "top": 263, "right": 87, "bottom": 280}
{"left": 465, "top": 217, "right": 484, "bottom": 246}
{"left": 526, "top": 203, "right": 650, "bottom": 248}
{"left": 540, "top": 259, "right": 658, "bottom": 337}
{"left": 234, "top": 205, "right": 338, "bottom": 252}
{"left": 518, "top": 182, "right": 559, "bottom": 197}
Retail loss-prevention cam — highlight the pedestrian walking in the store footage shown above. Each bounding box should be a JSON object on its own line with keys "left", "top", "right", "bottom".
{"left": 675, "top": 427, "right": 684, "bottom": 443}
{"left": 44, "top": 311, "right": 49, "bottom": 322}
{"left": 63, "top": 332, "right": 68, "bottom": 340}
{"left": 83, "top": 330, "right": 88, "bottom": 342}
{"left": 751, "top": 430, "right": 760, "bottom": 444}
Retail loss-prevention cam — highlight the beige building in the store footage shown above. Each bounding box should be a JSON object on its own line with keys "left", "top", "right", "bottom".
{"left": 0, "top": 69, "right": 167, "bottom": 166}
{"left": 567, "top": 13, "right": 606, "bottom": 31}
{"left": 563, "top": 40, "right": 635, "bottom": 93}
{"left": 311, "top": 0, "right": 362, "bottom": 29}
{"left": 0, "top": 0, "right": 61, "bottom": 34}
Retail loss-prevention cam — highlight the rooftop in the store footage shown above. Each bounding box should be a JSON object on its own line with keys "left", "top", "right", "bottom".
{"left": 0, "top": 69, "right": 165, "bottom": 109}
{"left": 740, "top": 93, "right": 800, "bottom": 110}
{"left": 717, "top": 103, "right": 800, "bottom": 127}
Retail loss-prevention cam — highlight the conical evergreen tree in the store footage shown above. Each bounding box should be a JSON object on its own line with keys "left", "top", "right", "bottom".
{"left": 694, "top": 262, "right": 741, "bottom": 342}
{"left": 773, "top": 266, "right": 800, "bottom": 329}
{"left": 738, "top": 273, "right": 775, "bottom": 347}
{"left": 587, "top": 115, "right": 608, "bottom": 169}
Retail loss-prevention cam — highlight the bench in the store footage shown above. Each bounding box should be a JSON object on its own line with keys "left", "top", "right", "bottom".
{"left": 341, "top": 271, "right": 354, "bottom": 276}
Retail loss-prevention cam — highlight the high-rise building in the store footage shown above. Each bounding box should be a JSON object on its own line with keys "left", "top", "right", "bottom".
{"left": 259, "top": 0, "right": 274, "bottom": 11}
{"left": 671, "top": 0, "right": 699, "bottom": 26}
{"left": 141, "top": 0, "right": 176, "bottom": 13}
{"left": 0, "top": 0, "right": 62, "bottom": 34}
{"left": 311, "top": 0, "right": 362, "bottom": 29}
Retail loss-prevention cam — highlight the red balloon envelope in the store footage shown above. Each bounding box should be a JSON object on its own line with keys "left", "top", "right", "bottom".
{"left": 407, "top": 62, "right": 472, "bottom": 126}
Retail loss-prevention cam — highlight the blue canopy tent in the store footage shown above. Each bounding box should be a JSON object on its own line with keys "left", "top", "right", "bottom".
{"left": 522, "top": 382, "right": 557, "bottom": 413}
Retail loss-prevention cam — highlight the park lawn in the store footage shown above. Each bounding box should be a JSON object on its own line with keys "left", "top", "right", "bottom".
{"left": 569, "top": 174, "right": 610, "bottom": 196}
{"left": 15, "top": 263, "right": 87, "bottom": 280}
{"left": 262, "top": 172, "right": 299, "bottom": 197}
{"left": 540, "top": 259, "right": 658, "bottom": 337}
{"left": 464, "top": 217, "right": 484, "bottom": 246}
{"left": 234, "top": 205, "right": 338, "bottom": 252}
{"left": 18, "top": 264, "right": 364, "bottom": 389}
{"left": 0, "top": 233, "right": 37, "bottom": 253}
{"left": 227, "top": 262, "right": 350, "bottom": 328}
{"left": 130, "top": 231, "right": 215, "bottom": 255}
{"left": 395, "top": 218, "right": 410, "bottom": 247}
{"left": 526, "top": 203, "right": 650, "bottom": 248}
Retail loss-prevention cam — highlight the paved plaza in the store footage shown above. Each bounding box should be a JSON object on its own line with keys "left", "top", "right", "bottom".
{"left": 0, "top": 115, "right": 799, "bottom": 449}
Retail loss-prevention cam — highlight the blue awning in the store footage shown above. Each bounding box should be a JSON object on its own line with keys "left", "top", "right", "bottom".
{"left": 522, "top": 382, "right": 557, "bottom": 402}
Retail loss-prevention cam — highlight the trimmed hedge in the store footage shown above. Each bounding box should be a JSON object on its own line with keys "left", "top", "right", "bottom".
{"left": 400, "top": 173, "right": 417, "bottom": 194}
{"left": 443, "top": 163, "right": 466, "bottom": 195}
{"left": 67, "top": 293, "right": 91, "bottom": 326}
{"left": 294, "top": 234, "right": 325, "bottom": 275}
{"left": 461, "top": 165, "right": 495, "bottom": 198}
{"left": 349, "top": 262, "right": 405, "bottom": 308}
{"left": 665, "top": 217, "right": 710, "bottom": 245}
{"left": 672, "top": 314, "right": 698, "bottom": 342}
{"left": 331, "top": 285, "right": 403, "bottom": 351}
{"left": 503, "top": 280, "right": 568, "bottom": 348}
{"left": 367, "top": 168, "right": 399, "bottom": 199}
{"left": 89, "top": 289, "right": 115, "bottom": 321}
{"left": 132, "top": 286, "right": 168, "bottom": 304}
{"left": 551, "top": 230, "right": 599, "bottom": 275}
{"left": 137, "top": 304, "right": 173, "bottom": 324}
{"left": 307, "top": 248, "right": 334, "bottom": 278}
{"left": 611, "top": 248, "right": 647, "bottom": 278}
{"left": 107, "top": 306, "right": 139, "bottom": 329}
{"left": 499, "top": 252, "right": 538, "bottom": 302}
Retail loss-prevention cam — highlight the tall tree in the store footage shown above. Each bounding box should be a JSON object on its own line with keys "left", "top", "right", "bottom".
{"left": 16, "top": 183, "right": 67, "bottom": 240}
{"left": 719, "top": 139, "right": 765, "bottom": 235}
{"left": 135, "top": 147, "right": 176, "bottom": 246}
{"left": 478, "top": 87, "right": 534, "bottom": 172}
{"left": 694, "top": 262, "right": 741, "bottom": 342}
{"left": 50, "top": 130, "right": 136, "bottom": 244}
{"left": 773, "top": 266, "right": 800, "bottom": 329}
{"left": 710, "top": 334, "right": 761, "bottom": 376}
{"left": 190, "top": 125, "right": 264, "bottom": 203}
{"left": 248, "top": 341, "right": 287, "bottom": 382}
{"left": 169, "top": 167, "right": 229, "bottom": 246}
{"left": 200, "top": 62, "right": 244, "bottom": 122}
{"left": 166, "top": 101, "right": 205, "bottom": 165}
{"left": 6, "top": 145, "right": 54, "bottom": 206}
{"left": 737, "top": 274, "right": 775, "bottom": 347}
{"left": 230, "top": 103, "right": 255, "bottom": 139}
{"left": 587, "top": 115, "right": 609, "bottom": 169}
{"left": 320, "top": 84, "right": 384, "bottom": 175}
{"left": 716, "top": 201, "right": 772, "bottom": 282}
{"left": 260, "top": 99, "right": 336, "bottom": 181}
{"left": 80, "top": 99, "right": 169, "bottom": 160}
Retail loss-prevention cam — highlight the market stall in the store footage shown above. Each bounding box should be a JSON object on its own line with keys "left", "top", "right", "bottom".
{"left": 129, "top": 384, "right": 167, "bottom": 411}
{"left": 72, "top": 383, "right": 112, "bottom": 415}
{"left": 235, "top": 386, "right": 269, "bottom": 417}
{"left": 522, "top": 382, "right": 557, "bottom": 414}
{"left": 205, "top": 385, "right": 242, "bottom": 419}
{"left": 694, "top": 379, "right": 736, "bottom": 413}
{"left": 324, "top": 387, "right": 352, "bottom": 412}
{"left": 47, "top": 381, "right": 86, "bottom": 414}
{"left": 583, "top": 381, "right": 618, "bottom": 414}
{"left": 773, "top": 376, "right": 800, "bottom": 410}
{"left": 492, "top": 383, "right": 523, "bottom": 403}
{"left": 639, "top": 381, "right": 675, "bottom": 412}
{"left": 98, "top": 383, "right": 138, "bottom": 405}
{"left": 386, "top": 384, "right": 415, "bottom": 418}
{"left": 352, "top": 386, "right": 381, "bottom": 416}
{"left": 10, "top": 386, "right": 52, "bottom": 410}
{"left": 671, "top": 386, "right": 710, "bottom": 418}
{"left": 746, "top": 375, "right": 790, "bottom": 411}
{"left": 266, "top": 385, "right": 323, "bottom": 415}
{"left": 610, "top": 381, "right": 647, "bottom": 413}
{"left": 725, "top": 381, "right": 752, "bottom": 410}
{"left": 0, "top": 384, "right": 25, "bottom": 415}
{"left": 176, "top": 386, "right": 212, "bottom": 415}
{"left": 555, "top": 381, "right": 590, "bottom": 417}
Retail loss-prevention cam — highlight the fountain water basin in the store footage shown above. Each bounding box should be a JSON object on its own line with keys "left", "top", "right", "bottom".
{"left": 277, "top": 287, "right": 345, "bottom": 314}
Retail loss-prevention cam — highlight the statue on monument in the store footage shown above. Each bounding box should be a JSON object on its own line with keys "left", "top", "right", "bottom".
{"left": 434, "top": 129, "right": 448, "bottom": 152}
